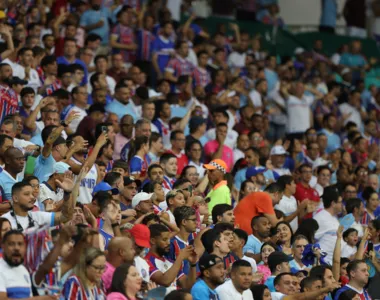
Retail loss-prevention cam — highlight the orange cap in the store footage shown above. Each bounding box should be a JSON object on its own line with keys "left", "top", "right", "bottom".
{"left": 203, "top": 159, "right": 228, "bottom": 174}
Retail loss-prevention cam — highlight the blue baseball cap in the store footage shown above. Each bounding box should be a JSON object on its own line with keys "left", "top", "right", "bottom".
{"left": 92, "top": 182, "right": 119, "bottom": 195}
{"left": 246, "top": 167, "right": 265, "bottom": 179}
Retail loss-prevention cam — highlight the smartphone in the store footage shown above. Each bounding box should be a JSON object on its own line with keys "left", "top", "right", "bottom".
{"left": 368, "top": 242, "right": 374, "bottom": 253}
{"left": 101, "top": 126, "right": 108, "bottom": 133}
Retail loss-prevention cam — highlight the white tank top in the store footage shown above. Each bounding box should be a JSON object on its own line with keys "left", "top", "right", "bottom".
{"left": 70, "top": 157, "right": 98, "bottom": 204}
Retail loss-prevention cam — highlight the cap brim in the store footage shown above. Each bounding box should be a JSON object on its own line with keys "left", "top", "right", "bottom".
{"left": 135, "top": 237, "right": 150, "bottom": 248}
{"left": 203, "top": 164, "right": 217, "bottom": 170}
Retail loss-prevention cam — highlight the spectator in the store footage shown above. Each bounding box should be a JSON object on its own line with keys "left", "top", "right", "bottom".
{"left": 203, "top": 159, "right": 231, "bottom": 214}
{"left": 107, "top": 263, "right": 142, "bottom": 300}
{"left": 145, "top": 224, "right": 197, "bottom": 289}
{"left": 235, "top": 183, "right": 284, "bottom": 235}
{"left": 334, "top": 260, "right": 371, "bottom": 300}
{"left": 102, "top": 237, "right": 135, "bottom": 293}
{"left": 314, "top": 186, "right": 342, "bottom": 264}
{"left": 62, "top": 247, "right": 107, "bottom": 299}
{"left": 0, "top": 230, "right": 35, "bottom": 298}
{"left": 216, "top": 259, "right": 254, "bottom": 300}
{"left": 265, "top": 251, "right": 293, "bottom": 292}
{"left": 191, "top": 254, "right": 225, "bottom": 300}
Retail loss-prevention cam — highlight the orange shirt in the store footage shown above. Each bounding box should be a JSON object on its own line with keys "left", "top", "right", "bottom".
{"left": 234, "top": 192, "right": 275, "bottom": 235}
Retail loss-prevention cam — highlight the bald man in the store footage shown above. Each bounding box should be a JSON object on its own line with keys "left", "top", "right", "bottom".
{"left": 0, "top": 147, "right": 25, "bottom": 200}
{"left": 102, "top": 236, "right": 136, "bottom": 292}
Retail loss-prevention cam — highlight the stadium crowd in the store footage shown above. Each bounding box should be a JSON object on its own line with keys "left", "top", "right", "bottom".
{"left": 0, "top": 0, "right": 379, "bottom": 299}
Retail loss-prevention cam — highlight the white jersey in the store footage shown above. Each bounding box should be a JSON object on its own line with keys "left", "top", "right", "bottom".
{"left": 2, "top": 210, "right": 54, "bottom": 231}
{"left": 38, "top": 182, "right": 64, "bottom": 211}
{"left": 0, "top": 258, "right": 33, "bottom": 298}
{"left": 71, "top": 157, "right": 98, "bottom": 204}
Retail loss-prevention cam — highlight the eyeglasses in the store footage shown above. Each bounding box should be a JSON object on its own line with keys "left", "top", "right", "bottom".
{"left": 89, "top": 264, "right": 106, "bottom": 272}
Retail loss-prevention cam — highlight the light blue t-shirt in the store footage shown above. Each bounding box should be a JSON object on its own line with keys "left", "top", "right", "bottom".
{"left": 0, "top": 170, "right": 19, "bottom": 201}
{"left": 191, "top": 279, "right": 219, "bottom": 300}
{"left": 243, "top": 234, "right": 263, "bottom": 254}
{"left": 34, "top": 154, "right": 56, "bottom": 182}
{"left": 264, "top": 68, "right": 279, "bottom": 93}
{"left": 80, "top": 8, "right": 111, "bottom": 45}
{"left": 320, "top": 129, "right": 341, "bottom": 154}
{"left": 105, "top": 99, "right": 138, "bottom": 121}
{"left": 30, "top": 134, "right": 43, "bottom": 147}
{"left": 264, "top": 275, "right": 276, "bottom": 292}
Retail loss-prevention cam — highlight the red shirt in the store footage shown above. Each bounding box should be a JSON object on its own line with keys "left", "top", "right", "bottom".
{"left": 294, "top": 182, "right": 320, "bottom": 218}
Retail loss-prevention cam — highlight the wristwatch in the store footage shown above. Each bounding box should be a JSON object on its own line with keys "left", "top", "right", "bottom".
{"left": 60, "top": 120, "right": 68, "bottom": 128}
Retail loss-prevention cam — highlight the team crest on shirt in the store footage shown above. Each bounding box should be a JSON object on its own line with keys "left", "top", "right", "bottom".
{"left": 141, "top": 269, "right": 147, "bottom": 278}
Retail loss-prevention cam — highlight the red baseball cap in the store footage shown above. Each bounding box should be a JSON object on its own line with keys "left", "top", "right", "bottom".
{"left": 128, "top": 224, "right": 150, "bottom": 248}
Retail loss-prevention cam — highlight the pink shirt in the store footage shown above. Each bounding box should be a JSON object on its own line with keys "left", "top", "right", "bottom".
{"left": 204, "top": 140, "right": 234, "bottom": 171}
{"left": 102, "top": 261, "right": 116, "bottom": 293}
{"left": 113, "top": 133, "right": 130, "bottom": 160}
{"left": 107, "top": 292, "right": 130, "bottom": 300}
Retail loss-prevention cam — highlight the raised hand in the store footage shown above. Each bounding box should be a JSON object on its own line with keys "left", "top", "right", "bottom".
{"left": 96, "top": 132, "right": 108, "bottom": 147}
{"left": 57, "top": 224, "right": 77, "bottom": 245}
{"left": 83, "top": 205, "right": 97, "bottom": 227}
{"left": 178, "top": 245, "right": 195, "bottom": 261}
{"left": 65, "top": 111, "right": 81, "bottom": 125}
{"left": 337, "top": 225, "right": 344, "bottom": 239}
{"left": 55, "top": 171, "right": 75, "bottom": 193}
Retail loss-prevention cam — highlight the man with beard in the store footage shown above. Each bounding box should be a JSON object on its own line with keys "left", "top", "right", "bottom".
{"left": 3, "top": 181, "right": 73, "bottom": 231}
{"left": 0, "top": 147, "right": 25, "bottom": 200}
{"left": 169, "top": 206, "right": 198, "bottom": 275}
{"left": 145, "top": 224, "right": 198, "bottom": 289}
{"left": 334, "top": 260, "right": 370, "bottom": 300}
{"left": 216, "top": 260, "right": 254, "bottom": 300}
{"left": 0, "top": 231, "right": 53, "bottom": 299}
{"left": 0, "top": 63, "right": 18, "bottom": 124}
{"left": 160, "top": 153, "right": 178, "bottom": 191}
{"left": 67, "top": 133, "right": 108, "bottom": 204}
{"left": 212, "top": 204, "right": 235, "bottom": 226}
{"left": 243, "top": 215, "right": 272, "bottom": 263}
{"left": 203, "top": 159, "right": 231, "bottom": 214}
{"left": 191, "top": 254, "right": 225, "bottom": 300}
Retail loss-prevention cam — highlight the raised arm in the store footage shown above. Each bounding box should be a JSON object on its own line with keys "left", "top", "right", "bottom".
{"left": 53, "top": 172, "right": 75, "bottom": 225}
{"left": 0, "top": 25, "right": 14, "bottom": 60}
{"left": 25, "top": 97, "right": 55, "bottom": 132}
{"left": 332, "top": 226, "right": 343, "bottom": 281}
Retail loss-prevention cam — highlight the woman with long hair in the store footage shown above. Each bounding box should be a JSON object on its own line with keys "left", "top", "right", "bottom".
{"left": 107, "top": 263, "right": 142, "bottom": 300}
{"left": 61, "top": 247, "right": 106, "bottom": 299}
{"left": 275, "top": 221, "right": 293, "bottom": 255}
{"left": 128, "top": 136, "right": 151, "bottom": 180}
{"left": 257, "top": 242, "right": 278, "bottom": 284}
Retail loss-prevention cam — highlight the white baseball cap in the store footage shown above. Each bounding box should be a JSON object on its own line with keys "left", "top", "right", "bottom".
{"left": 132, "top": 192, "right": 153, "bottom": 208}
{"left": 270, "top": 145, "right": 288, "bottom": 156}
